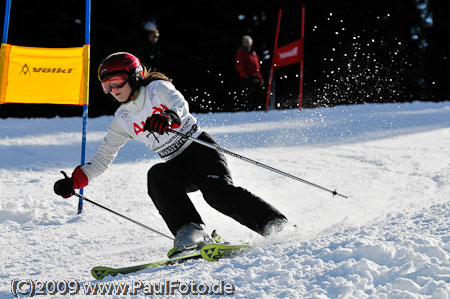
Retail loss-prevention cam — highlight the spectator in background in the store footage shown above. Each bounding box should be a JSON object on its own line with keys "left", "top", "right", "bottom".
{"left": 137, "top": 20, "right": 162, "bottom": 72}
{"left": 235, "top": 35, "right": 265, "bottom": 110}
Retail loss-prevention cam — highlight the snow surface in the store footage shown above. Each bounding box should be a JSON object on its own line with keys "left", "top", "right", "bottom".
{"left": 1, "top": 101, "right": 450, "bottom": 298}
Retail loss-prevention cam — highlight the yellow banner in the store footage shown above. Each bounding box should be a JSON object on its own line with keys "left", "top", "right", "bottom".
{"left": 0, "top": 43, "right": 89, "bottom": 105}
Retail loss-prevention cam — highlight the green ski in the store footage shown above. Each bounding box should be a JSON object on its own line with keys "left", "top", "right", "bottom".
{"left": 91, "top": 243, "right": 250, "bottom": 280}
{"left": 200, "top": 243, "right": 250, "bottom": 261}
{"left": 91, "top": 251, "right": 202, "bottom": 280}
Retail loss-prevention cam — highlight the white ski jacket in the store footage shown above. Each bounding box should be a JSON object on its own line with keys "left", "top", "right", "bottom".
{"left": 80, "top": 80, "right": 202, "bottom": 182}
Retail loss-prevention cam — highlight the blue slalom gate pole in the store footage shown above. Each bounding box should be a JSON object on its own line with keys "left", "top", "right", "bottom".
{"left": 2, "top": 0, "right": 11, "bottom": 43}
{"left": 0, "top": 0, "right": 12, "bottom": 115}
{"left": 78, "top": 0, "right": 91, "bottom": 214}
{"left": 78, "top": 105, "right": 88, "bottom": 214}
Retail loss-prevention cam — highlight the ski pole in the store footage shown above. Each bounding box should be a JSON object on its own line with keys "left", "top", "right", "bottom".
{"left": 73, "top": 192, "right": 174, "bottom": 240}
{"left": 167, "top": 129, "right": 348, "bottom": 199}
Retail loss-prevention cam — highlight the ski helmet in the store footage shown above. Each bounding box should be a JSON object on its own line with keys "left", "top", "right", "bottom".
{"left": 98, "top": 52, "right": 144, "bottom": 90}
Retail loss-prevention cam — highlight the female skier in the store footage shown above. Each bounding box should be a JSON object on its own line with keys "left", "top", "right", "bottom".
{"left": 54, "top": 52, "right": 287, "bottom": 257}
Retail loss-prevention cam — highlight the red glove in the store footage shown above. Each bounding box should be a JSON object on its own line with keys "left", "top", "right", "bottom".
{"left": 144, "top": 113, "right": 171, "bottom": 135}
{"left": 144, "top": 110, "right": 181, "bottom": 135}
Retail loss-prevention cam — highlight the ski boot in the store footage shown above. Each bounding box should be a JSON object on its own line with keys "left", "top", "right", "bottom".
{"left": 262, "top": 218, "right": 290, "bottom": 236}
{"left": 167, "top": 223, "right": 220, "bottom": 258}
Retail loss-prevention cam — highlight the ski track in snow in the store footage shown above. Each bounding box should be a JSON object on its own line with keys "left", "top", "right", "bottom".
{"left": 0, "top": 101, "right": 449, "bottom": 298}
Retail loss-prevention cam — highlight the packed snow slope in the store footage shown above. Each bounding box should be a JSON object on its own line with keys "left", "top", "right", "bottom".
{"left": 1, "top": 101, "right": 449, "bottom": 298}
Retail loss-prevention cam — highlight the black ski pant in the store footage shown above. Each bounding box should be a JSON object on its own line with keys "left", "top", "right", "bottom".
{"left": 147, "top": 132, "right": 287, "bottom": 236}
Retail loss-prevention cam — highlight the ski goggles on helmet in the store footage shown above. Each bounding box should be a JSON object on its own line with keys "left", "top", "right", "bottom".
{"left": 100, "top": 74, "right": 129, "bottom": 93}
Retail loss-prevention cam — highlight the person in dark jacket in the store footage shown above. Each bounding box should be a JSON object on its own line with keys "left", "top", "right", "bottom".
{"left": 136, "top": 20, "right": 162, "bottom": 72}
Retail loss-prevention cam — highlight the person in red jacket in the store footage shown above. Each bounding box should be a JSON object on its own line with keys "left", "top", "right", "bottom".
{"left": 235, "top": 35, "right": 264, "bottom": 110}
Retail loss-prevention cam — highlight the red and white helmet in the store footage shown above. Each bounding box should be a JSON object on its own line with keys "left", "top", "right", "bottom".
{"left": 98, "top": 52, "right": 144, "bottom": 88}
